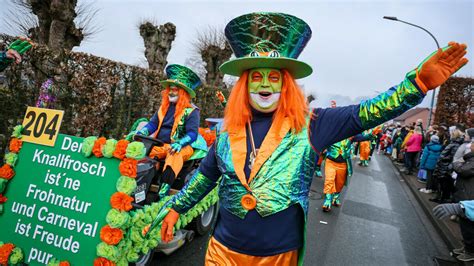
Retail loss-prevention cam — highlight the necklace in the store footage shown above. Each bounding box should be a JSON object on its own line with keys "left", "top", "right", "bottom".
{"left": 247, "top": 121, "right": 259, "bottom": 170}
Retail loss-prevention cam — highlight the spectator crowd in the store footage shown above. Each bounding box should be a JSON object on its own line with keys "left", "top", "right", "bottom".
{"left": 374, "top": 119, "right": 474, "bottom": 262}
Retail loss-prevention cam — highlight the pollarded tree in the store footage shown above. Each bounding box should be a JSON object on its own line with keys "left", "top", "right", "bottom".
{"left": 139, "top": 21, "right": 176, "bottom": 73}
{"left": 194, "top": 26, "right": 233, "bottom": 89}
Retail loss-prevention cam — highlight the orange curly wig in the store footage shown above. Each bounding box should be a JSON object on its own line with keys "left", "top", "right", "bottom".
{"left": 160, "top": 87, "right": 193, "bottom": 118}
{"left": 223, "top": 69, "right": 308, "bottom": 133}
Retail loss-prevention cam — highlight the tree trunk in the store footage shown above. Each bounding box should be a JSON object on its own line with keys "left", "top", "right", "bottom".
{"left": 139, "top": 22, "right": 176, "bottom": 73}
{"left": 201, "top": 43, "right": 232, "bottom": 89}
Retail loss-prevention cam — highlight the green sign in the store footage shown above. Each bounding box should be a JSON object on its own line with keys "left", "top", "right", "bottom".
{"left": 0, "top": 134, "right": 120, "bottom": 265}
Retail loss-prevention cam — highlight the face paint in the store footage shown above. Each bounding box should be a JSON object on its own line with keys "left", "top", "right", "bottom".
{"left": 168, "top": 86, "right": 179, "bottom": 103}
{"left": 247, "top": 68, "right": 282, "bottom": 113}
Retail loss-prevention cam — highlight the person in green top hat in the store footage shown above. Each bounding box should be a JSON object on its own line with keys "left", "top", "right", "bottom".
{"left": 147, "top": 12, "right": 468, "bottom": 265}
{"left": 127, "top": 64, "right": 207, "bottom": 197}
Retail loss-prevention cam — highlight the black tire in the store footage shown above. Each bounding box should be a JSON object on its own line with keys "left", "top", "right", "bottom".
{"left": 189, "top": 203, "right": 218, "bottom": 236}
{"left": 131, "top": 250, "right": 154, "bottom": 266}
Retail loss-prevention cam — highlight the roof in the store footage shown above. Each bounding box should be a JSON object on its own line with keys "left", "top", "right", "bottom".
{"left": 393, "top": 107, "right": 429, "bottom": 122}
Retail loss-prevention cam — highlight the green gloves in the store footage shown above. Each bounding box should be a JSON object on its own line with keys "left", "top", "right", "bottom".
{"left": 125, "top": 128, "right": 149, "bottom": 141}
{"left": 8, "top": 39, "right": 32, "bottom": 55}
{"left": 170, "top": 135, "right": 192, "bottom": 153}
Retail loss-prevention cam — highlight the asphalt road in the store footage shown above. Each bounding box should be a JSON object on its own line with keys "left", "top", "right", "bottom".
{"left": 153, "top": 153, "right": 450, "bottom": 265}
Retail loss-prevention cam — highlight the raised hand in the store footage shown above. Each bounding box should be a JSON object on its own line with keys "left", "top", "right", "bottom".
{"left": 8, "top": 38, "right": 33, "bottom": 54}
{"left": 216, "top": 90, "right": 226, "bottom": 103}
{"left": 417, "top": 42, "right": 468, "bottom": 91}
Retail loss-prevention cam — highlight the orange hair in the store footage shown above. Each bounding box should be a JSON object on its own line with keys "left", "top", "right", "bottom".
{"left": 223, "top": 69, "right": 308, "bottom": 133}
{"left": 160, "top": 87, "right": 193, "bottom": 119}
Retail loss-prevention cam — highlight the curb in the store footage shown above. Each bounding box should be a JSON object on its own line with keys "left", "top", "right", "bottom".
{"left": 391, "top": 160, "right": 463, "bottom": 251}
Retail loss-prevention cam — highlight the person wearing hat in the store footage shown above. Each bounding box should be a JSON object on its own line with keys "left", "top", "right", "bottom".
{"left": 127, "top": 64, "right": 207, "bottom": 197}
{"left": 150, "top": 12, "right": 468, "bottom": 265}
{"left": 419, "top": 135, "right": 443, "bottom": 193}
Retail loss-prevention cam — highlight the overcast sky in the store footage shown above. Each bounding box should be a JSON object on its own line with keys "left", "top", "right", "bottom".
{"left": 1, "top": 0, "right": 473, "bottom": 107}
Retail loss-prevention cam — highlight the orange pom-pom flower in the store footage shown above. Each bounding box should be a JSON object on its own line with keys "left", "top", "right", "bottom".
{"left": 0, "top": 165, "right": 15, "bottom": 180}
{"left": 93, "top": 137, "right": 107, "bottom": 158}
{"left": 113, "top": 140, "right": 129, "bottom": 160}
{"left": 119, "top": 158, "right": 137, "bottom": 178}
{"left": 110, "top": 192, "right": 133, "bottom": 211}
{"left": 59, "top": 262, "right": 71, "bottom": 266}
{"left": 100, "top": 225, "right": 124, "bottom": 245}
{"left": 94, "top": 257, "right": 116, "bottom": 266}
{"left": 9, "top": 138, "right": 22, "bottom": 153}
{"left": 0, "top": 243, "right": 15, "bottom": 265}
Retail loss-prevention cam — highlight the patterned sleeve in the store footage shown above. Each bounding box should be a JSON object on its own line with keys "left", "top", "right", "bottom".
{"left": 170, "top": 143, "right": 221, "bottom": 214}
{"left": 309, "top": 77, "right": 425, "bottom": 152}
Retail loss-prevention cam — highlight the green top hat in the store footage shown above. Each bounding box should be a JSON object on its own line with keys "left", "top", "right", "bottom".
{"left": 220, "top": 12, "right": 313, "bottom": 79}
{"left": 160, "top": 64, "right": 202, "bottom": 98}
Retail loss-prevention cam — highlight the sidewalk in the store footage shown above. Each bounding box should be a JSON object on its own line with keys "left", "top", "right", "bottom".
{"left": 389, "top": 158, "right": 465, "bottom": 257}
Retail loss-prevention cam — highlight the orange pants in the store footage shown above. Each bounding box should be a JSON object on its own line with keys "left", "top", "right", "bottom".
{"left": 359, "top": 141, "right": 371, "bottom": 161}
{"left": 323, "top": 159, "right": 348, "bottom": 194}
{"left": 205, "top": 237, "right": 298, "bottom": 266}
{"left": 149, "top": 144, "right": 194, "bottom": 175}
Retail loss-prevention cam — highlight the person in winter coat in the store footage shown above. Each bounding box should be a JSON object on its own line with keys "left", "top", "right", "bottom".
{"left": 430, "top": 129, "right": 465, "bottom": 203}
{"left": 419, "top": 135, "right": 443, "bottom": 193}
{"left": 404, "top": 126, "right": 423, "bottom": 175}
{"left": 433, "top": 145, "right": 474, "bottom": 262}
{"left": 453, "top": 128, "right": 474, "bottom": 164}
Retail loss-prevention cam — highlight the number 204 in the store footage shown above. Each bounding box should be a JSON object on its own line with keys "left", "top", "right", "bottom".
{"left": 23, "top": 111, "right": 60, "bottom": 140}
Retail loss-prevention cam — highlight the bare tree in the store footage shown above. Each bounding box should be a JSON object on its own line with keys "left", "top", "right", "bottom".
{"left": 3, "top": 0, "right": 100, "bottom": 49}
{"left": 193, "top": 26, "right": 232, "bottom": 89}
{"left": 139, "top": 21, "right": 176, "bottom": 73}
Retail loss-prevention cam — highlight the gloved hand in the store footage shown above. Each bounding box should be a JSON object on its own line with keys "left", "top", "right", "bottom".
{"left": 216, "top": 90, "right": 226, "bottom": 103}
{"left": 170, "top": 142, "right": 182, "bottom": 154}
{"left": 161, "top": 208, "right": 180, "bottom": 243}
{"left": 125, "top": 128, "right": 148, "bottom": 141}
{"left": 170, "top": 135, "right": 192, "bottom": 154}
{"left": 8, "top": 38, "right": 33, "bottom": 55}
{"left": 416, "top": 42, "right": 468, "bottom": 92}
{"left": 433, "top": 203, "right": 464, "bottom": 219}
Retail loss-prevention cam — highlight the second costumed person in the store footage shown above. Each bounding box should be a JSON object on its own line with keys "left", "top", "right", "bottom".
{"left": 147, "top": 12, "right": 468, "bottom": 265}
{"left": 128, "top": 64, "right": 208, "bottom": 198}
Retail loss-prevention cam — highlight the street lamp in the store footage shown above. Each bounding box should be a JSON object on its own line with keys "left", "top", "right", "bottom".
{"left": 383, "top": 16, "right": 440, "bottom": 128}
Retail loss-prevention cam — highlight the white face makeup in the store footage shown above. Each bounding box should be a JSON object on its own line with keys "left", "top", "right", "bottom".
{"left": 247, "top": 68, "right": 283, "bottom": 113}
{"left": 168, "top": 85, "right": 179, "bottom": 103}
{"left": 249, "top": 92, "right": 281, "bottom": 108}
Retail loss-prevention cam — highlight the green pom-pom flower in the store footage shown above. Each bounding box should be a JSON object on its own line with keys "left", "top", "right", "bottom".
{"left": 82, "top": 136, "right": 97, "bottom": 157}
{"left": 0, "top": 178, "right": 8, "bottom": 194}
{"left": 5, "top": 152, "right": 18, "bottom": 167}
{"left": 11, "top": 125, "right": 23, "bottom": 138}
{"left": 125, "top": 141, "right": 146, "bottom": 160}
{"left": 130, "top": 228, "right": 144, "bottom": 242}
{"left": 46, "top": 258, "right": 59, "bottom": 266}
{"left": 106, "top": 209, "right": 130, "bottom": 229}
{"left": 117, "top": 257, "right": 129, "bottom": 266}
{"left": 9, "top": 247, "right": 24, "bottom": 264}
{"left": 117, "top": 239, "right": 132, "bottom": 253}
{"left": 96, "top": 242, "right": 119, "bottom": 262}
{"left": 116, "top": 176, "right": 137, "bottom": 195}
{"left": 126, "top": 250, "right": 139, "bottom": 263}
{"left": 102, "top": 139, "right": 118, "bottom": 158}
